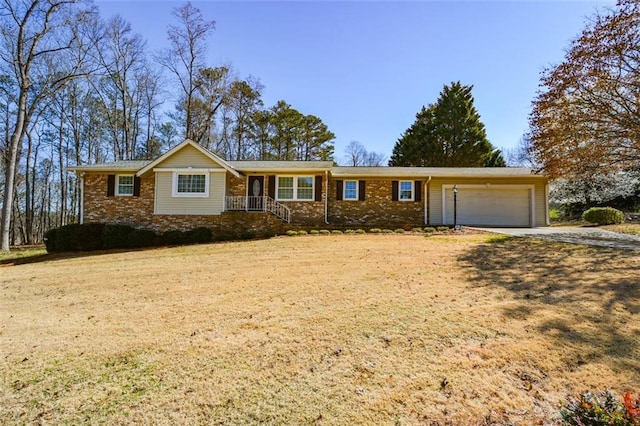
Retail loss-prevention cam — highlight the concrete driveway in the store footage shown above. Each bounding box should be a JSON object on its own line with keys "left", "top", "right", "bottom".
{"left": 475, "top": 226, "right": 640, "bottom": 251}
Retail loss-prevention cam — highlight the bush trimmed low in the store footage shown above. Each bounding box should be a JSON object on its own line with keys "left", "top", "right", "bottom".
{"left": 582, "top": 207, "right": 625, "bottom": 225}
{"left": 186, "top": 227, "right": 213, "bottom": 244}
{"left": 128, "top": 229, "right": 157, "bottom": 248}
{"left": 103, "top": 224, "right": 135, "bottom": 249}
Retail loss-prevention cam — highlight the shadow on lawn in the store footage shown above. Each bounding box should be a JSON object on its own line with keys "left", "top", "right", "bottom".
{"left": 459, "top": 237, "right": 640, "bottom": 370}
{"left": 0, "top": 247, "right": 154, "bottom": 266}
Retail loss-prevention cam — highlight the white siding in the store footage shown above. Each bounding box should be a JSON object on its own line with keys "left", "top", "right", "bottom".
{"left": 156, "top": 144, "right": 223, "bottom": 169}
{"left": 155, "top": 171, "right": 226, "bottom": 215}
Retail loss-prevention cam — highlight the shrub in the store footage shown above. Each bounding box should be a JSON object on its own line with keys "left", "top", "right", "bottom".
{"left": 319, "top": 229, "right": 330, "bottom": 235}
{"left": 423, "top": 227, "right": 435, "bottom": 233}
{"left": 103, "top": 224, "right": 135, "bottom": 249}
{"left": 381, "top": 229, "right": 393, "bottom": 234}
{"left": 44, "top": 228, "right": 58, "bottom": 252}
{"left": 213, "top": 231, "right": 235, "bottom": 242}
{"left": 369, "top": 228, "right": 382, "bottom": 233}
{"left": 127, "top": 229, "right": 157, "bottom": 248}
{"left": 394, "top": 228, "right": 405, "bottom": 234}
{"left": 436, "top": 226, "right": 450, "bottom": 233}
{"left": 331, "top": 230, "right": 343, "bottom": 234}
{"left": 355, "top": 229, "right": 366, "bottom": 234}
{"left": 549, "top": 208, "right": 562, "bottom": 221}
{"left": 344, "top": 229, "right": 356, "bottom": 234}
{"left": 412, "top": 227, "right": 424, "bottom": 233}
{"left": 582, "top": 207, "right": 625, "bottom": 225}
{"left": 286, "top": 230, "right": 298, "bottom": 236}
{"left": 297, "top": 230, "right": 308, "bottom": 235}
{"left": 43, "top": 223, "right": 105, "bottom": 252}
{"left": 560, "top": 390, "right": 640, "bottom": 426}
{"left": 162, "top": 230, "right": 187, "bottom": 245}
{"left": 309, "top": 230, "right": 320, "bottom": 235}
{"left": 239, "top": 230, "right": 257, "bottom": 240}
{"left": 186, "top": 227, "right": 213, "bottom": 244}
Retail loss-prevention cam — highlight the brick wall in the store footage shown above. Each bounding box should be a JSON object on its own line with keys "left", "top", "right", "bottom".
{"left": 83, "top": 173, "right": 155, "bottom": 228}
{"left": 327, "top": 178, "right": 425, "bottom": 228}
{"left": 83, "top": 172, "right": 427, "bottom": 233}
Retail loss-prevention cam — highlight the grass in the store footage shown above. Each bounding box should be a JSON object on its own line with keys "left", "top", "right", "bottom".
{"left": 1, "top": 235, "right": 638, "bottom": 424}
{"left": 0, "top": 245, "right": 47, "bottom": 264}
{"left": 603, "top": 223, "right": 640, "bottom": 236}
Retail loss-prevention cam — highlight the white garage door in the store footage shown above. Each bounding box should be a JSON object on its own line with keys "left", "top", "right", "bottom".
{"left": 443, "top": 186, "right": 532, "bottom": 227}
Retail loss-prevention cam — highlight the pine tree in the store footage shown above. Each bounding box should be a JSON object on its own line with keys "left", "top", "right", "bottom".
{"left": 389, "top": 82, "right": 503, "bottom": 167}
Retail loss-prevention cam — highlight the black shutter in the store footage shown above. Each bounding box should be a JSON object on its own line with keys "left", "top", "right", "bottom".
{"left": 268, "top": 176, "right": 276, "bottom": 198}
{"left": 358, "top": 180, "right": 366, "bottom": 201}
{"left": 107, "top": 174, "right": 115, "bottom": 196}
{"left": 415, "top": 180, "right": 422, "bottom": 202}
{"left": 133, "top": 176, "right": 141, "bottom": 197}
{"left": 315, "top": 175, "right": 323, "bottom": 201}
{"left": 391, "top": 180, "right": 398, "bottom": 201}
{"left": 336, "top": 180, "right": 343, "bottom": 200}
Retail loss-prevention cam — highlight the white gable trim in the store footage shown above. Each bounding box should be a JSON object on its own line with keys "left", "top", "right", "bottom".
{"left": 136, "top": 139, "right": 240, "bottom": 178}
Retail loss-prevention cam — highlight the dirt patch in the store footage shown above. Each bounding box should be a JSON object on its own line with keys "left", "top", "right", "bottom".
{"left": 1, "top": 235, "right": 638, "bottom": 424}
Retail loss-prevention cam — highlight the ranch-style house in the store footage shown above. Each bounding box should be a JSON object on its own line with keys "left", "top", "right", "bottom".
{"left": 68, "top": 139, "right": 549, "bottom": 233}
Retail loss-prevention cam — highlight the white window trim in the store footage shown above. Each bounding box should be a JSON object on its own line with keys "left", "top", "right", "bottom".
{"left": 343, "top": 180, "right": 358, "bottom": 201}
{"left": 276, "top": 175, "right": 315, "bottom": 201}
{"left": 399, "top": 180, "right": 414, "bottom": 201}
{"left": 115, "top": 174, "right": 134, "bottom": 197}
{"left": 171, "top": 170, "right": 210, "bottom": 198}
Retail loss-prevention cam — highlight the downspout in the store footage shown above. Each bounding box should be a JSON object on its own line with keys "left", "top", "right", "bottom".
{"left": 79, "top": 172, "right": 84, "bottom": 224}
{"left": 424, "top": 176, "right": 431, "bottom": 225}
{"left": 324, "top": 170, "right": 329, "bottom": 224}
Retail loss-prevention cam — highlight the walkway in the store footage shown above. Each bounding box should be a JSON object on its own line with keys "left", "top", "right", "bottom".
{"left": 476, "top": 226, "right": 640, "bottom": 251}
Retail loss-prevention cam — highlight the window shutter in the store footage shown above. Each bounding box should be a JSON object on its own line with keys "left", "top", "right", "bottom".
{"left": 415, "top": 180, "right": 422, "bottom": 202}
{"left": 315, "top": 175, "right": 323, "bottom": 201}
{"left": 358, "top": 180, "right": 366, "bottom": 201}
{"left": 107, "top": 175, "right": 115, "bottom": 196}
{"left": 391, "top": 180, "right": 398, "bottom": 201}
{"left": 268, "top": 176, "right": 275, "bottom": 198}
{"left": 133, "top": 176, "right": 141, "bottom": 197}
{"left": 336, "top": 180, "right": 343, "bottom": 200}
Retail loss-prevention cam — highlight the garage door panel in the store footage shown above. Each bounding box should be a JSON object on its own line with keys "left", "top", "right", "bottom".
{"left": 444, "top": 187, "right": 531, "bottom": 227}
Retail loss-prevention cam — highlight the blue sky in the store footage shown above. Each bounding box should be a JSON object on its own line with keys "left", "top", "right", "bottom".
{"left": 94, "top": 0, "right": 613, "bottom": 163}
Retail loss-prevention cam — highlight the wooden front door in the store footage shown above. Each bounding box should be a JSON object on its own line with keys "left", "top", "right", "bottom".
{"left": 247, "top": 176, "right": 264, "bottom": 210}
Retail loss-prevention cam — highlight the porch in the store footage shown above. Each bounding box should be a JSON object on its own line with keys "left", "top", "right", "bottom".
{"left": 225, "top": 196, "right": 291, "bottom": 223}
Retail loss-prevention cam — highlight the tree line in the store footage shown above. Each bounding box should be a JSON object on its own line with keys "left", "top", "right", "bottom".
{"left": 0, "top": 1, "right": 336, "bottom": 250}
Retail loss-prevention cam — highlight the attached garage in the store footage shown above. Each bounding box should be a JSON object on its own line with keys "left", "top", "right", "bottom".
{"left": 442, "top": 184, "right": 534, "bottom": 227}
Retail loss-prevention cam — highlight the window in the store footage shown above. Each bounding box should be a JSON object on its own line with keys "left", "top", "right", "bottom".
{"left": 343, "top": 180, "right": 358, "bottom": 200}
{"left": 399, "top": 181, "right": 414, "bottom": 201}
{"left": 277, "top": 176, "right": 314, "bottom": 201}
{"left": 172, "top": 172, "right": 209, "bottom": 197}
{"left": 116, "top": 175, "right": 134, "bottom": 196}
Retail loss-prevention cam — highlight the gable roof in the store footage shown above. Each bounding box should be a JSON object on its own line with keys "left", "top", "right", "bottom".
{"left": 136, "top": 139, "right": 241, "bottom": 178}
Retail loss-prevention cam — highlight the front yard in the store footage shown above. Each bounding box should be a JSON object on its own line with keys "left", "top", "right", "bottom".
{"left": 1, "top": 234, "right": 638, "bottom": 424}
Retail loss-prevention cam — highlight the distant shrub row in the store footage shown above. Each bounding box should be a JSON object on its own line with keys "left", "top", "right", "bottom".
{"left": 44, "top": 223, "right": 272, "bottom": 253}
{"left": 582, "top": 207, "right": 625, "bottom": 225}
{"left": 285, "top": 226, "right": 455, "bottom": 236}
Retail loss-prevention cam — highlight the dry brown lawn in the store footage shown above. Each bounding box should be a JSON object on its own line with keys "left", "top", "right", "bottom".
{"left": 1, "top": 234, "right": 639, "bottom": 425}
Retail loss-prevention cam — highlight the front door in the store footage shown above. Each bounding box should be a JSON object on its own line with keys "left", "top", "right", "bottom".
{"left": 247, "top": 176, "right": 264, "bottom": 210}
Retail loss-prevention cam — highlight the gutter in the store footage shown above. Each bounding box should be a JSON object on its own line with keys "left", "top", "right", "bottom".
{"left": 324, "top": 170, "right": 329, "bottom": 224}
{"left": 424, "top": 176, "right": 431, "bottom": 225}
{"left": 79, "top": 172, "right": 85, "bottom": 224}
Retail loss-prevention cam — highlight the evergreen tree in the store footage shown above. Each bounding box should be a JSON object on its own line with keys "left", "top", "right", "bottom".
{"left": 389, "top": 82, "right": 504, "bottom": 167}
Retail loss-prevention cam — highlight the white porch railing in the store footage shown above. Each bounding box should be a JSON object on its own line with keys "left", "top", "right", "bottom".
{"left": 224, "top": 196, "right": 291, "bottom": 223}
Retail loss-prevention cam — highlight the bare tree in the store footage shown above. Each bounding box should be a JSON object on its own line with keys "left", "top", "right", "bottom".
{"left": 157, "top": 2, "right": 215, "bottom": 141}
{"left": 342, "top": 140, "right": 386, "bottom": 166}
{"left": 0, "top": 0, "right": 95, "bottom": 251}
